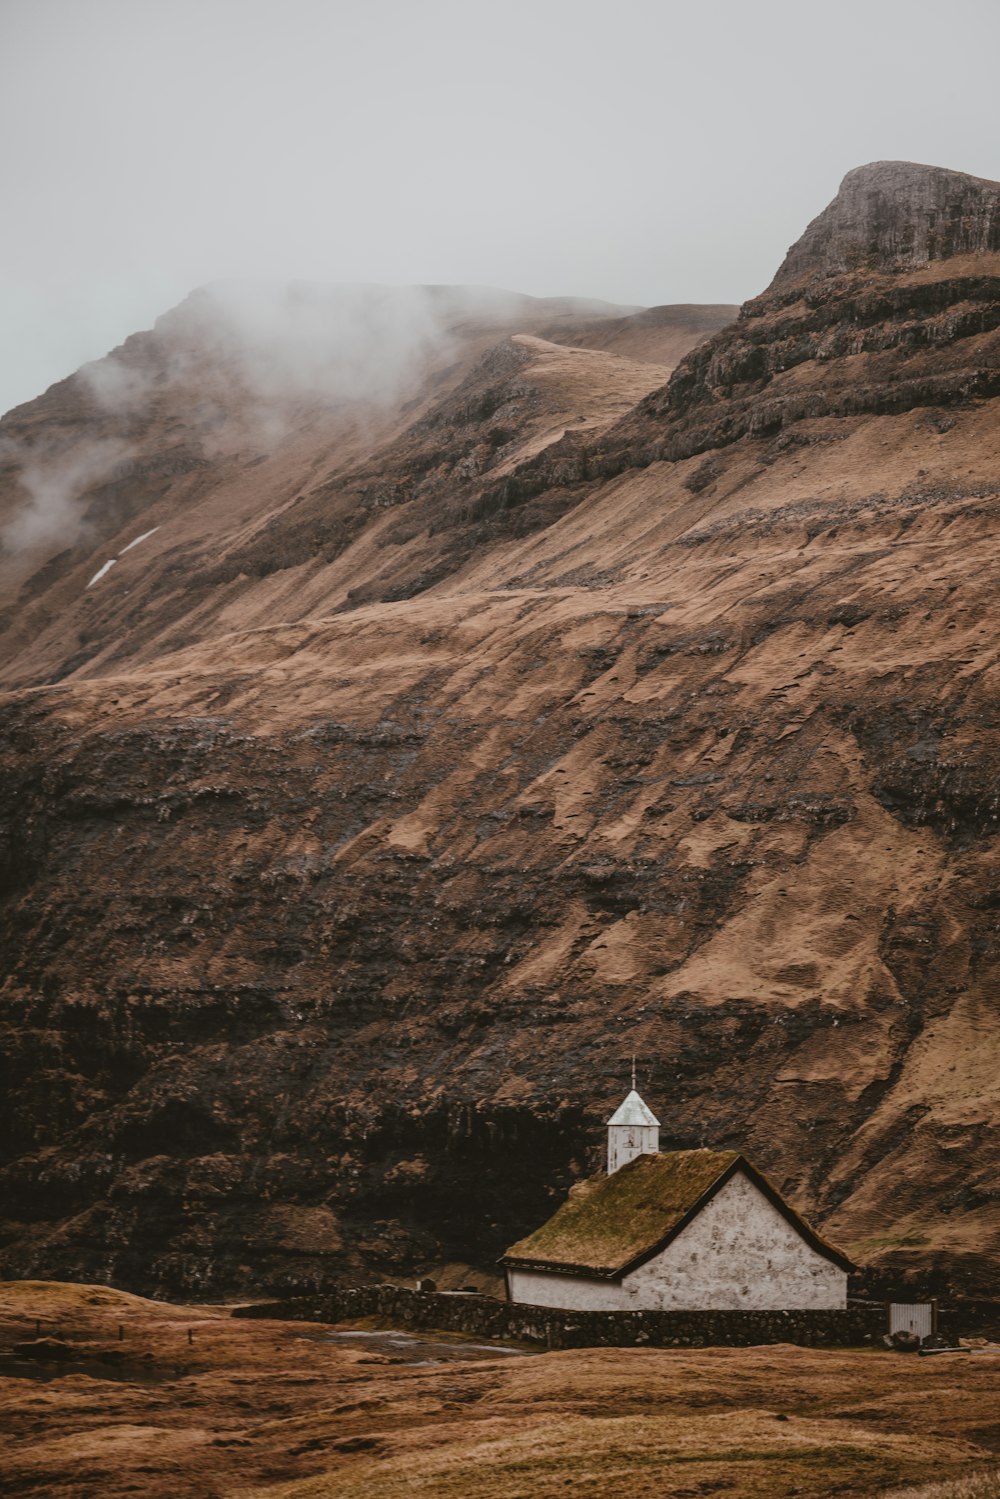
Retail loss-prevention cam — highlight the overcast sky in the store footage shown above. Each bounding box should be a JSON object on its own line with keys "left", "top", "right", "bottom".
{"left": 2, "top": 0, "right": 999, "bottom": 416}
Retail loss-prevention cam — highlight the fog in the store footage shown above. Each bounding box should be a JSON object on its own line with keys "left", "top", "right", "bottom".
{"left": 2, "top": 0, "right": 999, "bottom": 417}
{"left": 78, "top": 280, "right": 470, "bottom": 423}
{"left": 0, "top": 435, "right": 133, "bottom": 552}
{"left": 1, "top": 280, "right": 470, "bottom": 550}
{"left": 160, "top": 281, "right": 458, "bottom": 406}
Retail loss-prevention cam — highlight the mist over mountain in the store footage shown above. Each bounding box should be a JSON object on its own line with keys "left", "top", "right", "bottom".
{"left": 1, "top": 160, "right": 1000, "bottom": 1308}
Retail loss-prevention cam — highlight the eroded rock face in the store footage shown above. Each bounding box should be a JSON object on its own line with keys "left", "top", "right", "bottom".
{"left": 770, "top": 161, "right": 1000, "bottom": 287}
{"left": 1, "top": 167, "right": 1000, "bottom": 1301}
{"left": 590, "top": 165, "right": 1000, "bottom": 477}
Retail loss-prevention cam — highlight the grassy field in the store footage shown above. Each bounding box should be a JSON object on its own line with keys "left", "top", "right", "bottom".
{"left": 883, "top": 1475, "right": 1000, "bottom": 1498}
{"left": 1, "top": 1281, "right": 998, "bottom": 1498}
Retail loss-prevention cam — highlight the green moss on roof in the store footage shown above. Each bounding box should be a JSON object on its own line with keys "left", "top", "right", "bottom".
{"left": 503, "top": 1149, "right": 741, "bottom": 1277}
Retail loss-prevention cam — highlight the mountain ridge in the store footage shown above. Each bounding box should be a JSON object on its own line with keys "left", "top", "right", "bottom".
{"left": 0, "top": 286, "right": 735, "bottom": 686}
{"left": 1, "top": 164, "right": 999, "bottom": 1302}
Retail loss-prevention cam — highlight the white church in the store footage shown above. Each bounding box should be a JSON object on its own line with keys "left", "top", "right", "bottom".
{"left": 501, "top": 1083, "right": 854, "bottom": 1312}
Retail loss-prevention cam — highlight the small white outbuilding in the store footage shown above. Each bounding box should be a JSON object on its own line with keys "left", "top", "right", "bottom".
{"left": 502, "top": 1086, "right": 854, "bottom": 1312}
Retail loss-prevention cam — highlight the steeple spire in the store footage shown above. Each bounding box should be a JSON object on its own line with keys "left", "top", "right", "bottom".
{"left": 606, "top": 1075, "right": 660, "bottom": 1175}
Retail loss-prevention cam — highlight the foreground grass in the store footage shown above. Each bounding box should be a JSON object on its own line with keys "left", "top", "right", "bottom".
{"left": 883, "top": 1472, "right": 1000, "bottom": 1498}
{"left": 234, "top": 1414, "right": 977, "bottom": 1499}
{"left": 1, "top": 1282, "right": 998, "bottom": 1499}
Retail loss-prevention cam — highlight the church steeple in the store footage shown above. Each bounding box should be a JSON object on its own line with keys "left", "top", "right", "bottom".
{"left": 607, "top": 1069, "right": 660, "bottom": 1175}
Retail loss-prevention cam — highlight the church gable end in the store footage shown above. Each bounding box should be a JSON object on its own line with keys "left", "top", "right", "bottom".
{"left": 620, "top": 1155, "right": 855, "bottom": 1280}
{"left": 618, "top": 1169, "right": 849, "bottom": 1311}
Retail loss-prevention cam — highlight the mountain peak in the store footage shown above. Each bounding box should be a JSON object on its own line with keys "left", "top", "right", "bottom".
{"left": 770, "top": 159, "right": 1000, "bottom": 289}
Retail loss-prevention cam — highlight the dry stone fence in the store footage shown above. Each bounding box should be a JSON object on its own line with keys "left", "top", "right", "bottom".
{"left": 233, "top": 1284, "right": 887, "bottom": 1348}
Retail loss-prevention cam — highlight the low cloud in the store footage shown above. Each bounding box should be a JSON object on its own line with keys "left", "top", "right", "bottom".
{"left": 1, "top": 279, "right": 484, "bottom": 551}
{"left": 1, "top": 437, "right": 132, "bottom": 552}
{"left": 151, "top": 281, "right": 462, "bottom": 460}
{"left": 180, "top": 281, "right": 452, "bottom": 406}
{"left": 80, "top": 354, "right": 155, "bottom": 412}
{"left": 74, "top": 280, "right": 466, "bottom": 444}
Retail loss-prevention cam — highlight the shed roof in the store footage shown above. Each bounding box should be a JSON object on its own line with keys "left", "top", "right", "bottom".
{"left": 607, "top": 1088, "right": 660, "bottom": 1127}
{"left": 501, "top": 1149, "right": 856, "bottom": 1280}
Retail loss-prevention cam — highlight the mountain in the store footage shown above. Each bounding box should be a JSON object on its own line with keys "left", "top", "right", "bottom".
{"left": 0, "top": 286, "right": 730, "bottom": 686}
{"left": 1, "top": 163, "right": 998, "bottom": 1304}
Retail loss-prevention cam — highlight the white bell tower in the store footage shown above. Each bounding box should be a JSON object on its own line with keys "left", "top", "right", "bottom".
{"left": 607, "top": 1060, "right": 660, "bottom": 1175}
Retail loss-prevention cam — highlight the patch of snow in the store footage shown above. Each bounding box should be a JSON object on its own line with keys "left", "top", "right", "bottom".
{"left": 118, "top": 526, "right": 159, "bottom": 556}
{"left": 84, "top": 526, "right": 161, "bottom": 591}
{"left": 86, "top": 559, "right": 117, "bottom": 588}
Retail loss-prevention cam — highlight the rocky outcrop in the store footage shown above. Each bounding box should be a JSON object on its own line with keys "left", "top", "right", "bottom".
{"left": 769, "top": 161, "right": 1000, "bottom": 287}
{"left": 587, "top": 164, "right": 1000, "bottom": 477}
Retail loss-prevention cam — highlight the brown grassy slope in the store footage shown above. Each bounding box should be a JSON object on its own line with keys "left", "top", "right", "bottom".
{"left": 2, "top": 1281, "right": 999, "bottom": 1499}
{"left": 540, "top": 301, "right": 740, "bottom": 365}
{"left": 1, "top": 165, "right": 1000, "bottom": 1299}
{"left": 2, "top": 384, "right": 999, "bottom": 1296}
{"left": 0, "top": 289, "right": 733, "bottom": 689}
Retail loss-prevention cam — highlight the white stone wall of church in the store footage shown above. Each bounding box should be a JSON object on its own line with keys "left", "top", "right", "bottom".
{"left": 508, "top": 1171, "right": 847, "bottom": 1311}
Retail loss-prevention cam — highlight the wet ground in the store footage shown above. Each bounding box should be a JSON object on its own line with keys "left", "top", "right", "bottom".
{"left": 319, "top": 1327, "right": 538, "bottom": 1364}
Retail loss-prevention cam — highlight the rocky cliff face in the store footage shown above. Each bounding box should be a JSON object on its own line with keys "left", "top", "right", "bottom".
{"left": 770, "top": 161, "right": 1000, "bottom": 285}
{"left": 1, "top": 164, "right": 999, "bottom": 1302}
{"left": 586, "top": 164, "right": 1000, "bottom": 478}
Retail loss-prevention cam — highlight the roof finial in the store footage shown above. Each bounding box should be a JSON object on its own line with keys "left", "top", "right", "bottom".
{"left": 631, "top": 1053, "right": 636, "bottom": 1092}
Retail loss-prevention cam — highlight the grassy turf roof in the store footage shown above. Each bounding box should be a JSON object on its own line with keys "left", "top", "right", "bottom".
{"left": 501, "top": 1149, "right": 856, "bottom": 1279}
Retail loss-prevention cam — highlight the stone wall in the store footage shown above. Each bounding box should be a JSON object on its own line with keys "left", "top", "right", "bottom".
{"left": 232, "top": 1284, "right": 886, "bottom": 1349}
